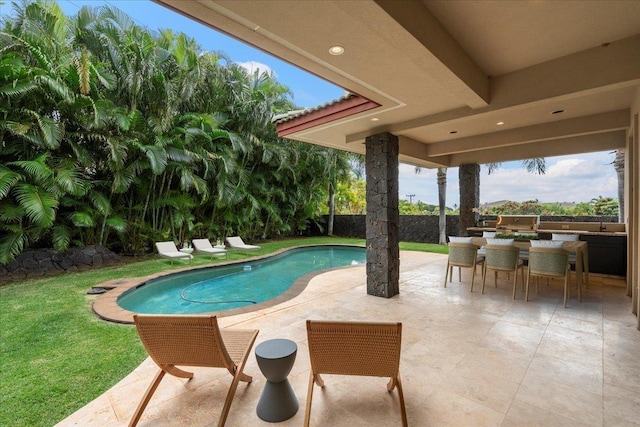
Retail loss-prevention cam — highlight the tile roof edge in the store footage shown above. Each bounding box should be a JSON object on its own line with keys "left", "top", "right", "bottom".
{"left": 272, "top": 92, "right": 355, "bottom": 124}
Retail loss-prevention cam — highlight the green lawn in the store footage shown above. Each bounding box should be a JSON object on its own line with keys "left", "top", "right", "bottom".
{"left": 0, "top": 237, "right": 445, "bottom": 426}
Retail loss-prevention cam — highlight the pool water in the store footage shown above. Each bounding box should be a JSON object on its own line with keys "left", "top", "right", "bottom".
{"left": 117, "top": 245, "right": 366, "bottom": 314}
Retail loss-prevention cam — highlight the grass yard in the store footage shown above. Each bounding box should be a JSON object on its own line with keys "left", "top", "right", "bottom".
{"left": 0, "top": 237, "right": 445, "bottom": 426}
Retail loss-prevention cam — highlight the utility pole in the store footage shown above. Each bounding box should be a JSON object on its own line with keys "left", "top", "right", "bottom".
{"left": 406, "top": 194, "right": 415, "bottom": 204}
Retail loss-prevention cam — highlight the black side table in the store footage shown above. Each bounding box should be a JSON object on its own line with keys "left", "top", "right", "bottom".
{"left": 255, "top": 338, "right": 299, "bottom": 422}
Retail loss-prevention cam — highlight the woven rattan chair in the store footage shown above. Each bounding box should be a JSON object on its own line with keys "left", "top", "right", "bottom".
{"left": 129, "top": 315, "right": 259, "bottom": 427}
{"left": 551, "top": 233, "right": 583, "bottom": 285}
{"left": 481, "top": 245, "right": 525, "bottom": 298}
{"left": 304, "top": 320, "right": 407, "bottom": 427}
{"left": 444, "top": 242, "right": 484, "bottom": 291}
{"left": 525, "top": 247, "right": 571, "bottom": 307}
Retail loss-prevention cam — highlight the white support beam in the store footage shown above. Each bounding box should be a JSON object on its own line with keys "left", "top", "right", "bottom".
{"left": 374, "top": 0, "right": 489, "bottom": 108}
{"left": 426, "top": 110, "right": 630, "bottom": 157}
{"left": 387, "top": 35, "right": 640, "bottom": 135}
{"left": 428, "top": 131, "right": 627, "bottom": 167}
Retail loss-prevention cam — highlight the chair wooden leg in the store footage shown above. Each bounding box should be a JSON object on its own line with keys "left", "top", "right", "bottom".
{"left": 458, "top": 266, "right": 461, "bottom": 282}
{"left": 471, "top": 264, "right": 477, "bottom": 291}
{"left": 525, "top": 273, "right": 531, "bottom": 301}
{"left": 444, "top": 263, "right": 450, "bottom": 287}
{"left": 314, "top": 373, "right": 325, "bottom": 387}
{"left": 217, "top": 348, "right": 253, "bottom": 427}
{"left": 129, "top": 369, "right": 166, "bottom": 427}
{"left": 577, "top": 269, "right": 582, "bottom": 302}
{"left": 394, "top": 376, "right": 408, "bottom": 427}
{"left": 304, "top": 372, "right": 317, "bottom": 427}
{"left": 564, "top": 266, "right": 572, "bottom": 308}
{"left": 512, "top": 267, "right": 518, "bottom": 298}
{"left": 494, "top": 271, "right": 498, "bottom": 288}
{"left": 480, "top": 264, "right": 487, "bottom": 294}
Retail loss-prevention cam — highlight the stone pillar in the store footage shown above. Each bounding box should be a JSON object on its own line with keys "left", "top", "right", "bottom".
{"left": 365, "top": 132, "right": 400, "bottom": 298}
{"left": 458, "top": 164, "right": 480, "bottom": 236}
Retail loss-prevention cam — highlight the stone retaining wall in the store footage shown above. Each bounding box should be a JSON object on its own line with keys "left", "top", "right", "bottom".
{"left": 0, "top": 245, "right": 120, "bottom": 283}
{"left": 1, "top": 214, "right": 620, "bottom": 283}
{"left": 328, "top": 215, "right": 460, "bottom": 243}
{"left": 327, "top": 214, "right": 618, "bottom": 243}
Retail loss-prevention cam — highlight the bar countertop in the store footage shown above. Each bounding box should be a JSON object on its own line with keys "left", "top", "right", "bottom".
{"left": 467, "top": 227, "right": 627, "bottom": 237}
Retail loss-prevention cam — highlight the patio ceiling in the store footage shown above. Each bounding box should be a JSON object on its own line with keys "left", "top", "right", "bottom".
{"left": 154, "top": 0, "right": 640, "bottom": 168}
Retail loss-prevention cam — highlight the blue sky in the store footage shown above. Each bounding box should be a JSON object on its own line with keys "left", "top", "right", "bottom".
{"left": 21, "top": 0, "right": 620, "bottom": 206}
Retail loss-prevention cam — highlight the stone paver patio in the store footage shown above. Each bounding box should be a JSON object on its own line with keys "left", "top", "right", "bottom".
{"left": 57, "top": 251, "right": 639, "bottom": 427}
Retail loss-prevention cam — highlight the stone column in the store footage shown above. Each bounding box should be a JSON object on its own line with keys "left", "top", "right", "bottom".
{"left": 365, "top": 132, "right": 400, "bottom": 298}
{"left": 458, "top": 164, "right": 480, "bottom": 236}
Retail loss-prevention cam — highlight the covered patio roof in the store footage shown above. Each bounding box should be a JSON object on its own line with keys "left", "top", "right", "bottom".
{"left": 154, "top": 0, "right": 639, "bottom": 325}
{"left": 154, "top": 0, "right": 638, "bottom": 168}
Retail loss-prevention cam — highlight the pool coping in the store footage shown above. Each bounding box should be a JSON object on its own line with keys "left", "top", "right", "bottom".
{"left": 91, "top": 244, "right": 365, "bottom": 324}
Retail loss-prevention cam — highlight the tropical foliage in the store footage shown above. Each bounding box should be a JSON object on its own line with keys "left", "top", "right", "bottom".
{"left": 477, "top": 198, "right": 619, "bottom": 216}
{"left": 0, "top": 0, "right": 355, "bottom": 263}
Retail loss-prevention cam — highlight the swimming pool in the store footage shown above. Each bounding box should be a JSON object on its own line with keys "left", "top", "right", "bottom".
{"left": 117, "top": 245, "right": 366, "bottom": 314}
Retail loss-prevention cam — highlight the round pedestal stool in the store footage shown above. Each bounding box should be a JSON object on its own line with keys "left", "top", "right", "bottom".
{"left": 255, "top": 338, "right": 299, "bottom": 422}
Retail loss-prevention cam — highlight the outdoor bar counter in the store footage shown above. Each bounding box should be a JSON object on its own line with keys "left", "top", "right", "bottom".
{"left": 468, "top": 220, "right": 628, "bottom": 277}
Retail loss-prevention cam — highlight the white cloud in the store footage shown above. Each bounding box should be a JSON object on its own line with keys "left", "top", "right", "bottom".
{"left": 398, "top": 164, "right": 459, "bottom": 207}
{"left": 236, "top": 61, "right": 276, "bottom": 78}
{"left": 546, "top": 155, "right": 611, "bottom": 179}
{"left": 397, "top": 151, "right": 620, "bottom": 206}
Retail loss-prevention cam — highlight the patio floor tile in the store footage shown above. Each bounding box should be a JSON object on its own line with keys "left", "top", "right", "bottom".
{"left": 56, "top": 251, "right": 638, "bottom": 427}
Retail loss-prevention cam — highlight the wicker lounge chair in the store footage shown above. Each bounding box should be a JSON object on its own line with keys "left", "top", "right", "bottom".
{"left": 192, "top": 238, "right": 228, "bottom": 259}
{"left": 226, "top": 236, "right": 260, "bottom": 251}
{"left": 129, "top": 314, "right": 259, "bottom": 427}
{"left": 304, "top": 320, "right": 407, "bottom": 427}
{"left": 155, "top": 241, "right": 192, "bottom": 264}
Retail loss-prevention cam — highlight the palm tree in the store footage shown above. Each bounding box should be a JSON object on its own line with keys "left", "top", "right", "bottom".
{"left": 437, "top": 167, "right": 447, "bottom": 244}
{"left": 0, "top": 1, "right": 102, "bottom": 260}
{"left": 414, "top": 166, "right": 448, "bottom": 244}
{"left": 2, "top": 1, "right": 342, "bottom": 260}
{"left": 325, "top": 150, "right": 361, "bottom": 236}
{"left": 458, "top": 159, "right": 546, "bottom": 236}
{"left": 613, "top": 150, "right": 624, "bottom": 222}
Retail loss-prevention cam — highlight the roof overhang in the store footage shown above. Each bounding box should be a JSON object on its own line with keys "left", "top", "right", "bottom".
{"left": 154, "top": 0, "right": 640, "bottom": 168}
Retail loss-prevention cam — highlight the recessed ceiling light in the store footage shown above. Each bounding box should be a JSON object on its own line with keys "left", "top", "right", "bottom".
{"left": 371, "top": 117, "right": 379, "bottom": 122}
{"left": 329, "top": 45, "right": 344, "bottom": 56}
{"left": 449, "top": 130, "right": 457, "bottom": 134}
{"left": 551, "top": 109, "right": 565, "bottom": 115}
{"left": 496, "top": 121, "right": 504, "bottom": 126}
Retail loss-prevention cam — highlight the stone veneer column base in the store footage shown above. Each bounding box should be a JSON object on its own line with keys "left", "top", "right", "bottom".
{"left": 365, "top": 132, "right": 400, "bottom": 298}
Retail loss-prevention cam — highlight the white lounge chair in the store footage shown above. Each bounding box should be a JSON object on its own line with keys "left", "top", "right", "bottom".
{"left": 226, "top": 236, "right": 260, "bottom": 252}
{"left": 192, "top": 238, "right": 228, "bottom": 259}
{"left": 155, "top": 241, "right": 193, "bottom": 264}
